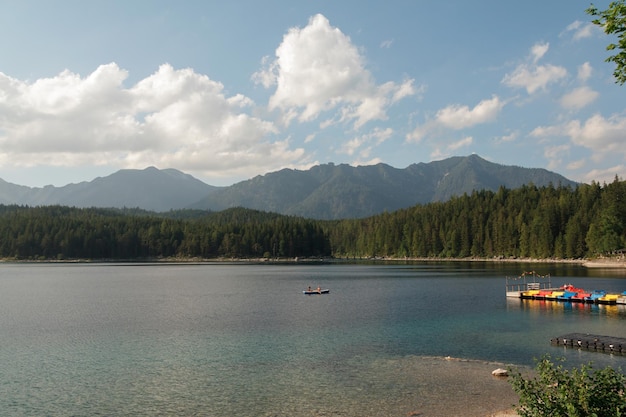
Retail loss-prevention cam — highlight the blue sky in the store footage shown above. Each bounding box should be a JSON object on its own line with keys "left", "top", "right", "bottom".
{"left": 0, "top": 0, "right": 623, "bottom": 187}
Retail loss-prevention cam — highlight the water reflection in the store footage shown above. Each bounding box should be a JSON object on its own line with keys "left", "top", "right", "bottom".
{"left": 508, "top": 298, "right": 626, "bottom": 319}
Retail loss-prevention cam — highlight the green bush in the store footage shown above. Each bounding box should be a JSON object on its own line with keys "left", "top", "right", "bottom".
{"left": 509, "top": 355, "right": 626, "bottom": 417}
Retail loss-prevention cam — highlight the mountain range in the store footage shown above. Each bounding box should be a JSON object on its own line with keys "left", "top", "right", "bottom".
{"left": 0, "top": 167, "right": 219, "bottom": 213}
{"left": 0, "top": 155, "right": 578, "bottom": 219}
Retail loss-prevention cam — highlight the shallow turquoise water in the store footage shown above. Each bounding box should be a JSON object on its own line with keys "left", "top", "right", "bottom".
{"left": 0, "top": 262, "right": 625, "bottom": 416}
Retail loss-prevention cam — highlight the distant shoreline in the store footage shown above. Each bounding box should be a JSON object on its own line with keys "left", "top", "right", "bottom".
{"left": 388, "top": 256, "right": 625, "bottom": 269}
{"left": 582, "top": 258, "right": 626, "bottom": 268}
{"left": 1, "top": 255, "right": 624, "bottom": 268}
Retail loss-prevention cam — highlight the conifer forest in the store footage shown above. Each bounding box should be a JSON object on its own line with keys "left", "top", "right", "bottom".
{"left": 1, "top": 178, "right": 625, "bottom": 261}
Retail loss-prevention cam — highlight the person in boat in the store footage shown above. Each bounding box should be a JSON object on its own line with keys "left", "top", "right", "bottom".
{"left": 308, "top": 286, "right": 312, "bottom": 292}
{"left": 317, "top": 286, "right": 321, "bottom": 293}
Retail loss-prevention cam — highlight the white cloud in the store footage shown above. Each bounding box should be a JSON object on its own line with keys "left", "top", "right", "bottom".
{"left": 0, "top": 63, "right": 311, "bottom": 181}
{"left": 430, "top": 147, "right": 446, "bottom": 160}
{"left": 566, "top": 159, "right": 586, "bottom": 171}
{"left": 406, "top": 95, "right": 504, "bottom": 142}
{"left": 577, "top": 62, "right": 593, "bottom": 82}
{"left": 529, "top": 124, "right": 562, "bottom": 138}
{"left": 495, "top": 131, "right": 518, "bottom": 144}
{"left": 544, "top": 144, "right": 570, "bottom": 170}
{"left": 252, "top": 14, "right": 416, "bottom": 130}
{"left": 406, "top": 124, "right": 427, "bottom": 143}
{"left": 531, "top": 113, "right": 626, "bottom": 163}
{"left": 435, "top": 96, "right": 503, "bottom": 129}
{"left": 339, "top": 127, "right": 393, "bottom": 156}
{"left": 565, "top": 113, "right": 626, "bottom": 156}
{"left": 353, "top": 156, "right": 383, "bottom": 166}
{"left": 559, "top": 86, "right": 599, "bottom": 110}
{"left": 503, "top": 64, "right": 567, "bottom": 94}
{"left": 340, "top": 137, "right": 364, "bottom": 156}
{"left": 582, "top": 165, "right": 626, "bottom": 184}
{"left": 531, "top": 42, "right": 549, "bottom": 63}
{"left": 563, "top": 20, "right": 595, "bottom": 41}
{"left": 448, "top": 136, "right": 473, "bottom": 151}
{"left": 392, "top": 78, "right": 418, "bottom": 103}
{"left": 251, "top": 56, "right": 278, "bottom": 88}
{"left": 427, "top": 136, "right": 473, "bottom": 161}
{"left": 502, "top": 42, "right": 567, "bottom": 94}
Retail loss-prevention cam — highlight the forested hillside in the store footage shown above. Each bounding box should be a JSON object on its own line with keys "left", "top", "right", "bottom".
{"left": 0, "top": 206, "right": 330, "bottom": 260}
{"left": 1, "top": 178, "right": 624, "bottom": 261}
{"left": 328, "top": 178, "right": 626, "bottom": 259}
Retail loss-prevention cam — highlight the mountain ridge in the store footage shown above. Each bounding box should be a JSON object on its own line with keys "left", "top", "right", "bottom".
{"left": 0, "top": 167, "right": 221, "bottom": 212}
{"left": 0, "top": 155, "right": 578, "bottom": 218}
{"left": 191, "top": 154, "right": 578, "bottom": 218}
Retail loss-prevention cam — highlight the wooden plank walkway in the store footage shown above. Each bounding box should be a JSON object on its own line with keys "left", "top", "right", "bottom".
{"left": 551, "top": 333, "right": 626, "bottom": 354}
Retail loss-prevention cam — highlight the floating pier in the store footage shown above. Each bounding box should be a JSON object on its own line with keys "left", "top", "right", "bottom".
{"left": 551, "top": 333, "right": 626, "bottom": 355}
{"left": 505, "top": 271, "right": 626, "bottom": 304}
{"left": 505, "top": 271, "right": 554, "bottom": 298}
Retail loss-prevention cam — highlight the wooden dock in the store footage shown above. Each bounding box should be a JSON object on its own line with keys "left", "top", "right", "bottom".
{"left": 505, "top": 271, "right": 553, "bottom": 298}
{"left": 551, "top": 333, "right": 626, "bottom": 354}
{"left": 505, "top": 271, "right": 626, "bottom": 304}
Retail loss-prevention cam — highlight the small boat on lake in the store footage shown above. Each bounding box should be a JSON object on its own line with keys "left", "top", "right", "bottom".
{"left": 545, "top": 290, "right": 564, "bottom": 300}
{"left": 597, "top": 293, "right": 620, "bottom": 305}
{"left": 585, "top": 290, "right": 606, "bottom": 303}
{"left": 557, "top": 290, "right": 578, "bottom": 301}
{"left": 534, "top": 290, "right": 553, "bottom": 300}
{"left": 570, "top": 291, "right": 591, "bottom": 302}
{"left": 303, "top": 288, "right": 330, "bottom": 295}
{"left": 557, "top": 284, "right": 586, "bottom": 301}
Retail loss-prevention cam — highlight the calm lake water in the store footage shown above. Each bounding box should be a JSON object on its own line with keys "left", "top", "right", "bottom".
{"left": 0, "top": 261, "right": 625, "bottom": 416}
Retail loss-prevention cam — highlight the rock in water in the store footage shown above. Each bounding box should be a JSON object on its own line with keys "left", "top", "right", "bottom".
{"left": 492, "top": 368, "right": 508, "bottom": 377}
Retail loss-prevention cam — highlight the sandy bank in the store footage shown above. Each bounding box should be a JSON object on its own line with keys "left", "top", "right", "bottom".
{"left": 363, "top": 356, "right": 522, "bottom": 417}
{"left": 583, "top": 258, "right": 626, "bottom": 268}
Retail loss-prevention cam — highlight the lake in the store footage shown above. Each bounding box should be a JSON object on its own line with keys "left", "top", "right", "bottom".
{"left": 0, "top": 261, "right": 625, "bottom": 416}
